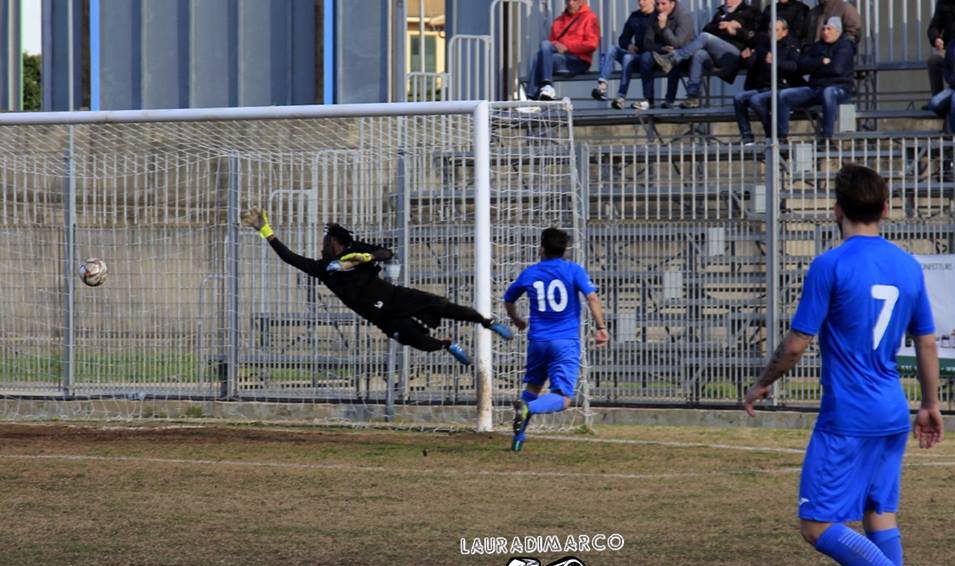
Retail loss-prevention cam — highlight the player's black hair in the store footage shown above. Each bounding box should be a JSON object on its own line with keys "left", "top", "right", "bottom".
{"left": 540, "top": 227, "right": 569, "bottom": 259}
{"left": 324, "top": 223, "right": 354, "bottom": 247}
{"left": 835, "top": 164, "right": 888, "bottom": 224}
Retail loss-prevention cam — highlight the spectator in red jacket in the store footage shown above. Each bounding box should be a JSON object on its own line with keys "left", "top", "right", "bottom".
{"left": 526, "top": 0, "right": 601, "bottom": 100}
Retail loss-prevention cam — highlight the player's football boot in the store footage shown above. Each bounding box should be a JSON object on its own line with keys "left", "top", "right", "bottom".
{"left": 512, "top": 399, "right": 530, "bottom": 451}
{"left": 447, "top": 342, "right": 471, "bottom": 366}
{"left": 487, "top": 319, "right": 514, "bottom": 340}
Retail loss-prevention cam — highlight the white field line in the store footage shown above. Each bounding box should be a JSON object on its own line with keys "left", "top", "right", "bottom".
{"left": 537, "top": 434, "right": 949, "bottom": 458}
{"left": 0, "top": 453, "right": 951, "bottom": 481}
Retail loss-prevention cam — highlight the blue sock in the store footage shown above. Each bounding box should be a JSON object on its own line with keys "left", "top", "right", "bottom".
{"left": 815, "top": 523, "right": 895, "bottom": 566}
{"left": 866, "top": 528, "right": 902, "bottom": 566}
{"left": 515, "top": 390, "right": 538, "bottom": 441}
{"left": 527, "top": 393, "right": 565, "bottom": 415}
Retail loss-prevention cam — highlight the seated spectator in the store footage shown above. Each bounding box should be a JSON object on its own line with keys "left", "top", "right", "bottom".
{"left": 735, "top": 18, "right": 805, "bottom": 145}
{"left": 809, "top": 0, "right": 860, "bottom": 44}
{"left": 525, "top": 0, "right": 600, "bottom": 101}
{"left": 776, "top": 17, "right": 855, "bottom": 142}
{"left": 592, "top": 0, "right": 657, "bottom": 110}
{"left": 927, "top": 0, "right": 955, "bottom": 99}
{"left": 648, "top": 0, "right": 697, "bottom": 109}
{"left": 926, "top": 46, "right": 955, "bottom": 132}
{"left": 756, "top": 0, "right": 810, "bottom": 47}
{"left": 653, "top": 0, "right": 760, "bottom": 108}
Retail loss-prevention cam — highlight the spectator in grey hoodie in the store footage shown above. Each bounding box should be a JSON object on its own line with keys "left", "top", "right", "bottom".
{"left": 649, "top": 0, "right": 696, "bottom": 108}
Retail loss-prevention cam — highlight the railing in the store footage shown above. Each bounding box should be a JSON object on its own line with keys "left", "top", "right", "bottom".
{"left": 449, "top": 35, "right": 493, "bottom": 101}
{"left": 473, "top": 0, "right": 936, "bottom": 101}
{"left": 406, "top": 72, "right": 448, "bottom": 102}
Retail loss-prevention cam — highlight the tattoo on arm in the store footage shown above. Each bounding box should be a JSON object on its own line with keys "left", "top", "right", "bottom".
{"left": 756, "top": 331, "right": 812, "bottom": 387}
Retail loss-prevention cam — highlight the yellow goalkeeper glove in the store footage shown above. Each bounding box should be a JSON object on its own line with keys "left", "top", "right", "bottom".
{"left": 338, "top": 252, "right": 374, "bottom": 270}
{"left": 240, "top": 207, "right": 274, "bottom": 239}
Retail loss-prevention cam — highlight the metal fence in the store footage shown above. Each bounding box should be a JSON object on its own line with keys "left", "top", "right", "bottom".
{"left": 1, "top": 105, "right": 953, "bottom": 422}
{"left": 580, "top": 135, "right": 955, "bottom": 407}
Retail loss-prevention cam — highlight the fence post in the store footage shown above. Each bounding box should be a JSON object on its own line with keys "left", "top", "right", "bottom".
{"left": 765, "top": 146, "right": 780, "bottom": 406}
{"left": 62, "top": 134, "right": 76, "bottom": 397}
{"left": 224, "top": 153, "right": 240, "bottom": 399}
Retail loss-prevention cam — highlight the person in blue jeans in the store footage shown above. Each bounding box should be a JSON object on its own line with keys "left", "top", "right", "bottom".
{"left": 647, "top": 0, "right": 696, "bottom": 108}
{"left": 653, "top": 0, "right": 760, "bottom": 108}
{"left": 776, "top": 16, "right": 855, "bottom": 141}
{"left": 525, "top": 0, "right": 600, "bottom": 100}
{"left": 745, "top": 164, "right": 944, "bottom": 566}
{"left": 504, "top": 228, "right": 609, "bottom": 452}
{"left": 592, "top": 0, "right": 657, "bottom": 109}
{"left": 734, "top": 18, "right": 804, "bottom": 144}
{"left": 926, "top": 43, "right": 955, "bottom": 132}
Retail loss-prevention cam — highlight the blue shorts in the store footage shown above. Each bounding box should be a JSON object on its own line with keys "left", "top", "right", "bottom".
{"left": 798, "top": 429, "right": 908, "bottom": 523}
{"left": 523, "top": 339, "right": 580, "bottom": 397}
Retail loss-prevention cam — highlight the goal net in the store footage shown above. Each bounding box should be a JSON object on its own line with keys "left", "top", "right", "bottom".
{"left": 0, "top": 101, "right": 584, "bottom": 432}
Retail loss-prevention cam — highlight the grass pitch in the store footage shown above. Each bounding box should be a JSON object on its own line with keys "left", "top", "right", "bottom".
{"left": 0, "top": 422, "right": 953, "bottom": 565}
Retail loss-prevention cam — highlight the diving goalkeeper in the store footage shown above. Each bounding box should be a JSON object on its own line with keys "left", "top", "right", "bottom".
{"left": 241, "top": 207, "right": 513, "bottom": 365}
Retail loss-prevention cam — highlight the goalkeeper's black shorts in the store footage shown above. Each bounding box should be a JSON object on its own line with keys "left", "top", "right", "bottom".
{"left": 385, "top": 287, "right": 449, "bottom": 328}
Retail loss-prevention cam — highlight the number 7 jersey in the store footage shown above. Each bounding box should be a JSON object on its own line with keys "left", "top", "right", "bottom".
{"left": 503, "top": 258, "right": 598, "bottom": 341}
{"left": 791, "top": 235, "right": 935, "bottom": 436}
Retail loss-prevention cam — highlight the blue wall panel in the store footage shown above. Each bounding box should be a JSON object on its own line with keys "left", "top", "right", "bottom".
{"left": 189, "top": 0, "right": 237, "bottom": 107}
{"left": 142, "top": 0, "right": 188, "bottom": 109}
{"left": 42, "top": 0, "right": 83, "bottom": 110}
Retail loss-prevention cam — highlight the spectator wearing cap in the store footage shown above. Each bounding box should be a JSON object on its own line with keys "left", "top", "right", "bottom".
{"left": 525, "top": 0, "right": 601, "bottom": 101}
{"left": 808, "top": 0, "right": 861, "bottom": 44}
{"left": 776, "top": 16, "right": 855, "bottom": 142}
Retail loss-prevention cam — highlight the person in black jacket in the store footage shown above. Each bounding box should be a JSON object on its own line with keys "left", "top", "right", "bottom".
{"left": 735, "top": 18, "right": 804, "bottom": 144}
{"left": 776, "top": 17, "right": 855, "bottom": 141}
{"left": 927, "top": 0, "right": 955, "bottom": 98}
{"left": 240, "top": 209, "right": 514, "bottom": 366}
{"left": 592, "top": 0, "right": 657, "bottom": 109}
{"left": 926, "top": 46, "right": 955, "bottom": 132}
{"left": 756, "top": 0, "right": 810, "bottom": 47}
{"left": 652, "top": 0, "right": 760, "bottom": 108}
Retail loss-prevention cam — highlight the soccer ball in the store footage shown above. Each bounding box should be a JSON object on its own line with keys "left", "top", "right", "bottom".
{"left": 79, "top": 258, "right": 108, "bottom": 287}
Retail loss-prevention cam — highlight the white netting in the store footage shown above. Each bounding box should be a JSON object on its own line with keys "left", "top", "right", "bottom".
{"left": 0, "top": 102, "right": 583, "bottom": 431}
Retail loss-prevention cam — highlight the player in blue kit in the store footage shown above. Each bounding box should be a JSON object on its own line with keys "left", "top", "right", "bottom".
{"left": 744, "top": 164, "right": 944, "bottom": 566}
{"left": 504, "top": 228, "right": 609, "bottom": 452}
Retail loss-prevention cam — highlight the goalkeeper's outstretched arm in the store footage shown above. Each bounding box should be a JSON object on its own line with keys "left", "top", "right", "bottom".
{"left": 241, "top": 207, "right": 325, "bottom": 278}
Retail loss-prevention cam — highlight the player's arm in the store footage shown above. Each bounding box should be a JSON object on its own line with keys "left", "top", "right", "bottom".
{"left": 913, "top": 334, "right": 944, "bottom": 449}
{"left": 585, "top": 292, "right": 609, "bottom": 348}
{"left": 504, "top": 301, "right": 527, "bottom": 331}
{"left": 241, "top": 207, "right": 325, "bottom": 277}
{"left": 503, "top": 275, "right": 527, "bottom": 330}
{"left": 744, "top": 330, "right": 813, "bottom": 416}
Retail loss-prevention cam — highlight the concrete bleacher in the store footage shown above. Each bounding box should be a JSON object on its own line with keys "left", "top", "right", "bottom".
{"left": 512, "top": 0, "right": 942, "bottom": 143}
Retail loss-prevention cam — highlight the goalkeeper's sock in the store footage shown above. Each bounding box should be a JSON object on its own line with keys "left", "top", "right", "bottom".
{"left": 527, "top": 393, "right": 565, "bottom": 415}
{"left": 865, "top": 529, "right": 902, "bottom": 566}
{"left": 514, "top": 390, "right": 538, "bottom": 441}
{"left": 815, "top": 523, "right": 895, "bottom": 566}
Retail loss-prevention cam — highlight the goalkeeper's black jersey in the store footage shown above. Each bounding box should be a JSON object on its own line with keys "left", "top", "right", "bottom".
{"left": 268, "top": 238, "right": 399, "bottom": 325}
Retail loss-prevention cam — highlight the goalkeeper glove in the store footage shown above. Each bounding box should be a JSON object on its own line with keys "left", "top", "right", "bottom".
{"left": 240, "top": 207, "right": 274, "bottom": 239}
{"left": 339, "top": 252, "right": 373, "bottom": 265}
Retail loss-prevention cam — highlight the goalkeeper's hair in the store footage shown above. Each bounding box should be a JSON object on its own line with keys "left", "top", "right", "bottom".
{"left": 325, "top": 223, "right": 354, "bottom": 247}
{"left": 540, "top": 227, "right": 569, "bottom": 259}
